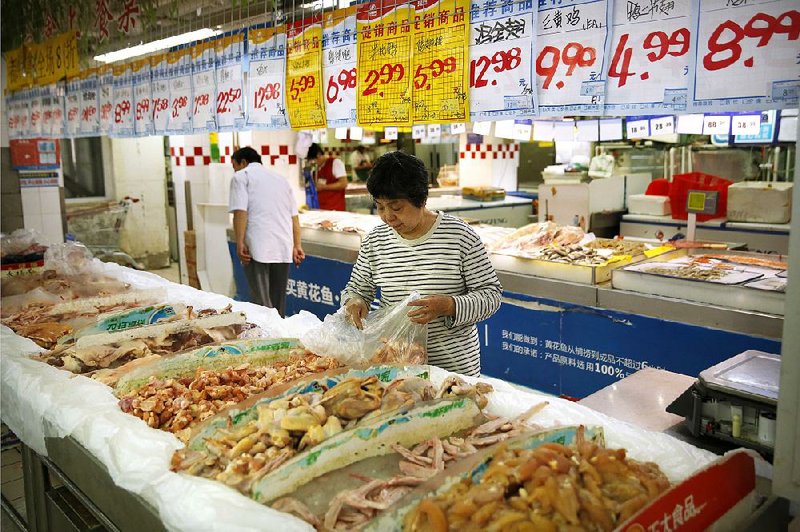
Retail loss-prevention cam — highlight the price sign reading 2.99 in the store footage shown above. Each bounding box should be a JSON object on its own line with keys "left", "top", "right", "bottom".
{"left": 411, "top": 0, "right": 470, "bottom": 123}
{"left": 689, "top": 0, "right": 800, "bottom": 112}
{"left": 604, "top": 0, "right": 691, "bottom": 115}
{"left": 536, "top": 0, "right": 613, "bottom": 116}
{"left": 286, "top": 16, "right": 327, "bottom": 129}
{"left": 356, "top": 0, "right": 414, "bottom": 127}
{"left": 323, "top": 8, "right": 358, "bottom": 128}
{"left": 469, "top": 0, "right": 537, "bottom": 121}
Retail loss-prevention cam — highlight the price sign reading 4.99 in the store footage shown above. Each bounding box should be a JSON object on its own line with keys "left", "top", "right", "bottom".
{"left": 357, "top": 0, "right": 414, "bottom": 127}
{"left": 286, "top": 16, "right": 327, "bottom": 130}
{"left": 689, "top": 0, "right": 800, "bottom": 111}
{"left": 605, "top": 0, "right": 691, "bottom": 115}
{"left": 411, "top": 0, "right": 470, "bottom": 123}
{"left": 536, "top": 0, "right": 613, "bottom": 116}
{"left": 469, "top": 0, "right": 537, "bottom": 121}
{"left": 323, "top": 8, "right": 358, "bottom": 128}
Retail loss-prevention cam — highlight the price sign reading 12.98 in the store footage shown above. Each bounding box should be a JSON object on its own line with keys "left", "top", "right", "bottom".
{"left": 604, "top": 0, "right": 691, "bottom": 115}
{"left": 468, "top": 0, "right": 537, "bottom": 121}
{"left": 323, "top": 7, "right": 358, "bottom": 128}
{"left": 689, "top": 0, "right": 800, "bottom": 112}
{"left": 411, "top": 0, "right": 470, "bottom": 123}
{"left": 286, "top": 16, "right": 327, "bottom": 129}
{"left": 536, "top": 0, "right": 613, "bottom": 116}
{"left": 246, "top": 27, "right": 289, "bottom": 130}
{"left": 356, "top": 0, "right": 414, "bottom": 127}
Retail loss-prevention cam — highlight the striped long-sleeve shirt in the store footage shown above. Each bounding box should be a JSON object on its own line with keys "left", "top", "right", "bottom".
{"left": 342, "top": 212, "right": 502, "bottom": 376}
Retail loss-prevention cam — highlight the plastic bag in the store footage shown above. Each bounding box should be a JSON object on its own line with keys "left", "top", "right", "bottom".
{"left": 301, "top": 293, "right": 428, "bottom": 366}
{"left": 1, "top": 228, "right": 48, "bottom": 261}
{"left": 44, "top": 241, "right": 100, "bottom": 276}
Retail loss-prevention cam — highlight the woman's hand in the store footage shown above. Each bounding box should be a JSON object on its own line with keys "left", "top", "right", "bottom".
{"left": 344, "top": 298, "right": 368, "bottom": 329}
{"left": 407, "top": 296, "right": 455, "bottom": 324}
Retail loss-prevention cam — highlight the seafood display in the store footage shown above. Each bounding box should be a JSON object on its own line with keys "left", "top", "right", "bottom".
{"left": 489, "top": 222, "right": 587, "bottom": 256}
{"left": 300, "top": 211, "right": 383, "bottom": 236}
{"left": 637, "top": 264, "right": 727, "bottom": 282}
{"left": 399, "top": 427, "right": 670, "bottom": 532}
{"left": 119, "top": 351, "right": 340, "bottom": 441}
{"left": 34, "top": 311, "right": 255, "bottom": 375}
{"left": 171, "top": 373, "right": 491, "bottom": 499}
{"left": 276, "top": 401, "right": 549, "bottom": 530}
{"left": 587, "top": 238, "right": 649, "bottom": 257}
{"left": 697, "top": 253, "right": 788, "bottom": 271}
{"left": 537, "top": 244, "right": 607, "bottom": 266}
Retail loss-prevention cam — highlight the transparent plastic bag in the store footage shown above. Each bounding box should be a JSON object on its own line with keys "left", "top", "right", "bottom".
{"left": 44, "top": 242, "right": 100, "bottom": 276}
{"left": 301, "top": 293, "right": 428, "bottom": 366}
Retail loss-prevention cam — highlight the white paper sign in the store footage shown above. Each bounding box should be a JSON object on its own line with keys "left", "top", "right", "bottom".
{"left": 192, "top": 43, "right": 217, "bottom": 133}
{"left": 604, "top": 0, "right": 691, "bottom": 115}
{"left": 689, "top": 0, "right": 800, "bottom": 112}
{"left": 65, "top": 78, "right": 82, "bottom": 138}
{"left": 98, "top": 70, "right": 114, "bottom": 136}
{"left": 469, "top": 0, "right": 537, "bottom": 120}
{"left": 473, "top": 121, "right": 492, "bottom": 135}
{"left": 79, "top": 75, "right": 100, "bottom": 137}
{"left": 576, "top": 119, "right": 599, "bottom": 141}
{"left": 350, "top": 126, "right": 364, "bottom": 140}
{"left": 536, "top": 0, "right": 613, "bottom": 116}
{"left": 650, "top": 115, "right": 675, "bottom": 136}
{"left": 384, "top": 126, "right": 398, "bottom": 140}
{"left": 553, "top": 120, "right": 575, "bottom": 141}
{"left": 151, "top": 56, "right": 170, "bottom": 135}
{"left": 323, "top": 11, "right": 358, "bottom": 128}
{"left": 731, "top": 114, "right": 761, "bottom": 136}
{"left": 626, "top": 118, "right": 649, "bottom": 138}
{"left": 412, "top": 125, "right": 426, "bottom": 139}
{"left": 112, "top": 65, "right": 135, "bottom": 137}
{"left": 449, "top": 122, "right": 466, "bottom": 134}
{"left": 676, "top": 113, "right": 704, "bottom": 134}
{"left": 599, "top": 118, "right": 623, "bottom": 140}
{"left": 702, "top": 114, "right": 731, "bottom": 135}
{"left": 427, "top": 124, "right": 441, "bottom": 138}
{"left": 215, "top": 34, "right": 246, "bottom": 132}
{"left": 133, "top": 63, "right": 154, "bottom": 137}
{"left": 533, "top": 120, "right": 555, "bottom": 141}
{"left": 246, "top": 29, "right": 289, "bottom": 130}
{"left": 513, "top": 122, "right": 533, "bottom": 141}
{"left": 28, "top": 90, "right": 43, "bottom": 138}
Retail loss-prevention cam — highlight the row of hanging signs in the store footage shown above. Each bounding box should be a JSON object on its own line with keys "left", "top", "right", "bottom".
{"left": 5, "top": 0, "right": 799, "bottom": 140}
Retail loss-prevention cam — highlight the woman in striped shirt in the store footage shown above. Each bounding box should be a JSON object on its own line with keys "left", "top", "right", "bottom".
{"left": 342, "top": 151, "right": 502, "bottom": 376}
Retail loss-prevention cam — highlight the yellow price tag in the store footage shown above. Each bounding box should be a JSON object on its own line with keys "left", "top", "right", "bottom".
{"left": 687, "top": 191, "right": 707, "bottom": 212}
{"left": 644, "top": 245, "right": 675, "bottom": 258}
{"left": 606, "top": 254, "right": 632, "bottom": 265}
{"left": 286, "top": 16, "right": 327, "bottom": 129}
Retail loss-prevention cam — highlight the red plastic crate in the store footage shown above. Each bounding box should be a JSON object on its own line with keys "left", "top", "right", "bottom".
{"left": 669, "top": 172, "right": 732, "bottom": 221}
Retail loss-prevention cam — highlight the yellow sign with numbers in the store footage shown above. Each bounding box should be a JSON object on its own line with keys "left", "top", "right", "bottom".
{"left": 286, "top": 16, "right": 327, "bottom": 130}
{"left": 410, "top": 0, "right": 470, "bottom": 123}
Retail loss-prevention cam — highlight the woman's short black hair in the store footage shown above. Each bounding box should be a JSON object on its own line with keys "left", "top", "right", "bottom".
{"left": 307, "top": 143, "right": 323, "bottom": 160}
{"left": 367, "top": 151, "right": 429, "bottom": 208}
{"left": 232, "top": 146, "right": 262, "bottom": 164}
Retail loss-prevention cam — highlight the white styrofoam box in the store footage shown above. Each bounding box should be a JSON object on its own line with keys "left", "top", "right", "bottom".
{"left": 538, "top": 176, "right": 627, "bottom": 230}
{"left": 628, "top": 194, "right": 671, "bottom": 215}
{"left": 727, "top": 182, "right": 792, "bottom": 224}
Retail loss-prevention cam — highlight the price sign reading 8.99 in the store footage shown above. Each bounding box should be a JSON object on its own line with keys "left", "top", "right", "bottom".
{"left": 323, "top": 8, "right": 358, "bottom": 128}
{"left": 536, "top": 0, "right": 613, "bottom": 116}
{"left": 469, "top": 0, "right": 536, "bottom": 121}
{"left": 357, "top": 0, "right": 414, "bottom": 127}
{"left": 690, "top": 0, "right": 800, "bottom": 111}
{"left": 411, "top": 0, "right": 470, "bottom": 123}
{"left": 604, "top": 0, "right": 691, "bottom": 115}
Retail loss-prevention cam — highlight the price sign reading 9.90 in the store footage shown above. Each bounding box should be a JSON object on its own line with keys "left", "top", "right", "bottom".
{"left": 691, "top": 0, "right": 800, "bottom": 111}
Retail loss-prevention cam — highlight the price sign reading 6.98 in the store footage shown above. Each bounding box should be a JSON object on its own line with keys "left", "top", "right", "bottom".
{"left": 323, "top": 8, "right": 358, "bottom": 128}
{"left": 690, "top": 0, "right": 800, "bottom": 111}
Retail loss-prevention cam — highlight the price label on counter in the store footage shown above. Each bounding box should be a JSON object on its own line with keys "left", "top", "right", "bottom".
{"left": 384, "top": 126, "right": 399, "bottom": 139}
{"left": 286, "top": 16, "right": 327, "bottom": 129}
{"left": 214, "top": 33, "right": 246, "bottom": 132}
{"left": 357, "top": 0, "right": 414, "bottom": 127}
{"left": 626, "top": 118, "right": 649, "bottom": 138}
{"left": 132, "top": 58, "right": 154, "bottom": 137}
{"left": 191, "top": 41, "right": 217, "bottom": 133}
{"left": 731, "top": 114, "right": 761, "bottom": 136}
{"left": 79, "top": 69, "right": 100, "bottom": 137}
{"left": 247, "top": 27, "right": 289, "bottom": 130}
{"left": 536, "top": 0, "right": 613, "bottom": 116}
{"left": 323, "top": 8, "right": 358, "bottom": 128}
{"left": 604, "top": 0, "right": 691, "bottom": 115}
{"left": 469, "top": 0, "right": 536, "bottom": 121}
{"left": 410, "top": 0, "right": 470, "bottom": 123}
{"left": 689, "top": 0, "right": 800, "bottom": 112}
{"left": 702, "top": 114, "right": 731, "bottom": 135}
{"left": 166, "top": 50, "right": 193, "bottom": 134}
{"left": 112, "top": 63, "right": 134, "bottom": 137}
{"left": 412, "top": 124, "right": 426, "bottom": 138}
{"left": 650, "top": 115, "right": 675, "bottom": 135}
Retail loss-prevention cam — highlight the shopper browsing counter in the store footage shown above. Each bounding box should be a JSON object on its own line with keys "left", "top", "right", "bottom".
{"left": 342, "top": 151, "right": 502, "bottom": 376}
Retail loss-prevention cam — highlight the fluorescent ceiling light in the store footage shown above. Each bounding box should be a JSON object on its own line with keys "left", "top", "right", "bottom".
{"left": 93, "top": 28, "right": 222, "bottom": 63}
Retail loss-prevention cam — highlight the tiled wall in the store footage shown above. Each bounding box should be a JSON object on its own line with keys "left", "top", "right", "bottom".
{"left": 19, "top": 176, "right": 65, "bottom": 244}
{"left": 1, "top": 148, "right": 24, "bottom": 232}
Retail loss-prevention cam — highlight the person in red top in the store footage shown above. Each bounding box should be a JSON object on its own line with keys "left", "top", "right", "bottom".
{"left": 308, "top": 143, "right": 348, "bottom": 211}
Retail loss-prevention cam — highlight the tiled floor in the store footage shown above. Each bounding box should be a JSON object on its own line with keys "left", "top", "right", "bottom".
{"left": 1, "top": 432, "right": 25, "bottom": 532}
{"left": 146, "top": 262, "right": 181, "bottom": 284}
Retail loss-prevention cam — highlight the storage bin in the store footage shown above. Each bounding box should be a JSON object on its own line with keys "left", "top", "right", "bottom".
{"left": 669, "top": 172, "right": 732, "bottom": 221}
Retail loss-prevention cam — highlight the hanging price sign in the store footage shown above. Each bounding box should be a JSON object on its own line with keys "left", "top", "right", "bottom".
{"left": 33, "top": 31, "right": 80, "bottom": 86}
{"left": 604, "top": 0, "right": 691, "bottom": 115}
{"left": 98, "top": 66, "right": 114, "bottom": 136}
{"left": 65, "top": 76, "right": 82, "bottom": 138}
{"left": 357, "top": 0, "right": 414, "bottom": 127}
{"left": 286, "top": 16, "right": 327, "bottom": 129}
{"left": 151, "top": 54, "right": 170, "bottom": 135}
{"left": 689, "top": 0, "right": 800, "bottom": 111}
{"left": 323, "top": 8, "right": 358, "bottom": 128}
{"left": 112, "top": 63, "right": 135, "bottom": 137}
{"left": 214, "top": 32, "right": 246, "bottom": 132}
{"left": 191, "top": 40, "right": 218, "bottom": 133}
{"left": 5, "top": 48, "right": 27, "bottom": 91}
{"left": 132, "top": 58, "right": 154, "bottom": 137}
{"left": 536, "top": 0, "right": 613, "bottom": 116}
{"left": 28, "top": 88, "right": 43, "bottom": 138}
{"left": 247, "top": 26, "right": 289, "bottom": 130}
{"left": 468, "top": 0, "right": 536, "bottom": 121}
{"left": 410, "top": 0, "right": 470, "bottom": 123}
{"left": 166, "top": 49, "right": 193, "bottom": 134}
{"left": 6, "top": 93, "right": 22, "bottom": 140}
{"left": 79, "top": 69, "right": 100, "bottom": 137}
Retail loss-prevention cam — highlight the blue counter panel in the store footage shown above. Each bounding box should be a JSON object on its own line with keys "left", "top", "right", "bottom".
{"left": 284, "top": 254, "right": 781, "bottom": 399}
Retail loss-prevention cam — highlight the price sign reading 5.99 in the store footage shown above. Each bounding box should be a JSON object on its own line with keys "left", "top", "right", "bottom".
{"left": 690, "top": 0, "right": 800, "bottom": 111}
{"left": 536, "top": 0, "right": 612, "bottom": 116}
{"left": 410, "top": 0, "right": 470, "bottom": 123}
{"left": 323, "top": 8, "right": 358, "bottom": 128}
{"left": 605, "top": 0, "right": 692, "bottom": 115}
{"left": 286, "top": 17, "right": 326, "bottom": 129}
{"left": 357, "top": 0, "right": 414, "bottom": 127}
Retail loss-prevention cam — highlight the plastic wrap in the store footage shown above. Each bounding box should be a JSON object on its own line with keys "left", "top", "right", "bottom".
{"left": 1, "top": 228, "right": 48, "bottom": 259}
{"left": 43, "top": 241, "right": 100, "bottom": 276}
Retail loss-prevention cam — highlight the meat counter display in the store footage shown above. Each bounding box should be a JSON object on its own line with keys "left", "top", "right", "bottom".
{"left": 0, "top": 250, "right": 764, "bottom": 532}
